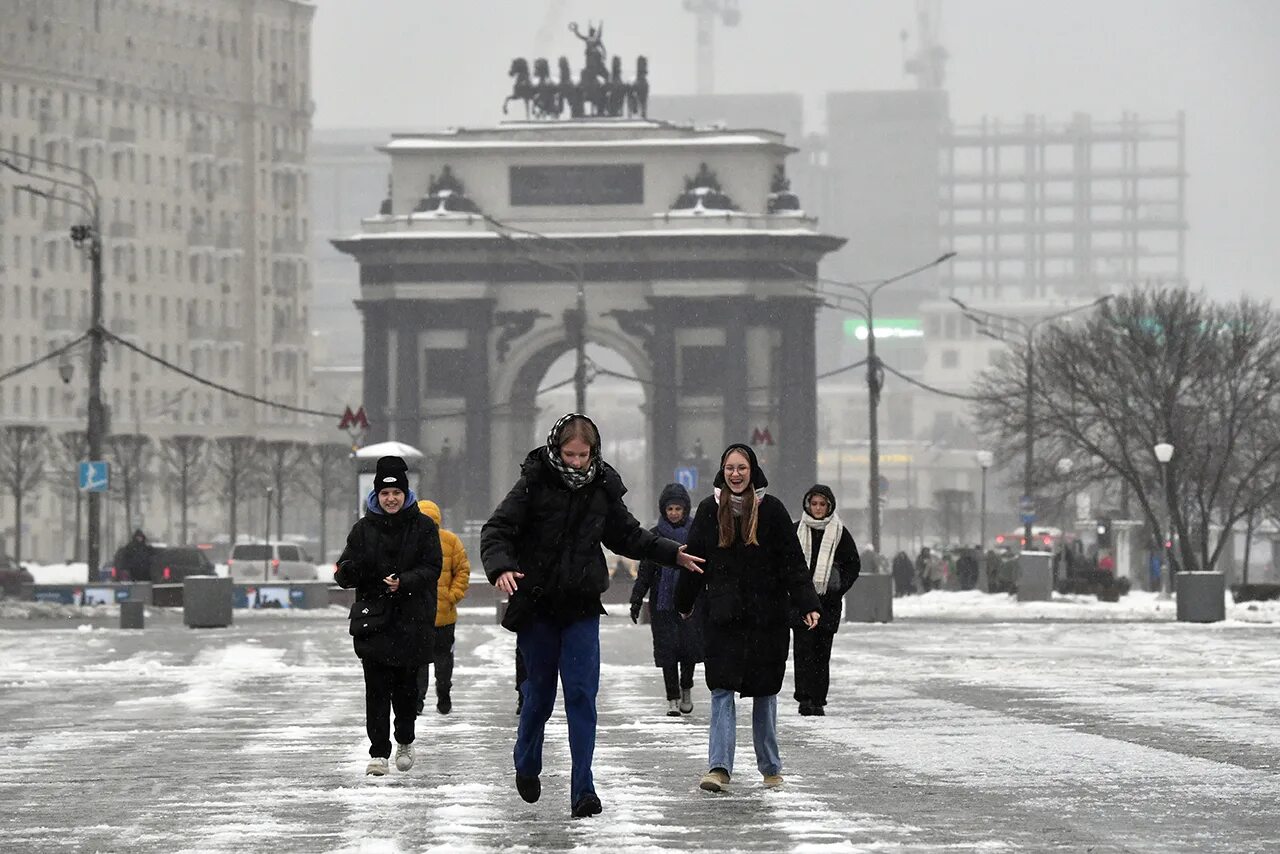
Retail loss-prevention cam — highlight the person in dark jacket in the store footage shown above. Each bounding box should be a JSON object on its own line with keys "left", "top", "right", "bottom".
{"left": 630, "top": 482, "right": 705, "bottom": 716}
{"left": 334, "top": 456, "right": 443, "bottom": 777}
{"left": 675, "top": 443, "right": 821, "bottom": 794}
{"left": 482, "top": 413, "right": 705, "bottom": 819}
{"left": 892, "top": 550, "right": 916, "bottom": 596}
{"left": 792, "top": 484, "right": 860, "bottom": 716}
{"left": 112, "top": 529, "right": 155, "bottom": 582}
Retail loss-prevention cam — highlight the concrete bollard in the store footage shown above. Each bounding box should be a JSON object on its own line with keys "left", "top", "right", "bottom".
{"left": 120, "top": 600, "right": 145, "bottom": 629}
{"left": 846, "top": 574, "right": 894, "bottom": 623}
{"left": 1016, "top": 551, "right": 1054, "bottom": 602}
{"left": 183, "top": 575, "right": 233, "bottom": 628}
{"left": 123, "top": 582, "right": 152, "bottom": 604}
{"left": 1176, "top": 571, "right": 1226, "bottom": 623}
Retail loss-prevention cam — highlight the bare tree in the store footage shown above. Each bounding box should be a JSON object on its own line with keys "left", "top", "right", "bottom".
{"left": 0, "top": 425, "right": 49, "bottom": 564}
{"left": 974, "top": 286, "right": 1280, "bottom": 575}
{"left": 159, "top": 435, "right": 208, "bottom": 545}
{"left": 107, "top": 434, "right": 153, "bottom": 537}
{"left": 49, "top": 430, "right": 89, "bottom": 562}
{"left": 262, "top": 439, "right": 306, "bottom": 541}
{"left": 297, "top": 442, "right": 352, "bottom": 561}
{"left": 210, "top": 436, "right": 264, "bottom": 545}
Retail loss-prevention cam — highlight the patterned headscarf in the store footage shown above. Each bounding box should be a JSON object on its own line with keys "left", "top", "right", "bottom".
{"left": 544, "top": 412, "right": 600, "bottom": 490}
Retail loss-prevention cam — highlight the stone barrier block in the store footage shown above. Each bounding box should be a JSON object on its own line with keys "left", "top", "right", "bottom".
{"left": 183, "top": 575, "right": 233, "bottom": 628}
{"left": 1177, "top": 571, "right": 1226, "bottom": 623}
{"left": 1017, "top": 552, "right": 1054, "bottom": 602}
{"left": 846, "top": 573, "right": 894, "bottom": 623}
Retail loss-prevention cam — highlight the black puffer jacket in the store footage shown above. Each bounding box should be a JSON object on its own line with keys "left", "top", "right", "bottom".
{"left": 482, "top": 449, "right": 681, "bottom": 627}
{"left": 796, "top": 524, "right": 861, "bottom": 632}
{"left": 335, "top": 500, "right": 442, "bottom": 666}
{"left": 675, "top": 493, "right": 822, "bottom": 696}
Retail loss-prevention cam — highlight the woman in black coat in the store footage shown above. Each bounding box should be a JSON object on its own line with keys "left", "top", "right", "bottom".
{"left": 792, "top": 484, "right": 860, "bottom": 716}
{"left": 675, "top": 443, "right": 821, "bottom": 794}
{"left": 334, "top": 455, "right": 443, "bottom": 777}
{"left": 482, "top": 413, "right": 704, "bottom": 819}
{"left": 630, "top": 482, "right": 705, "bottom": 716}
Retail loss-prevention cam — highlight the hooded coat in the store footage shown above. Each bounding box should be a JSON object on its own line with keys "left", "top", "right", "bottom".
{"left": 674, "top": 444, "right": 822, "bottom": 697}
{"left": 417, "top": 500, "right": 470, "bottom": 627}
{"left": 481, "top": 447, "right": 680, "bottom": 628}
{"left": 796, "top": 484, "right": 861, "bottom": 632}
{"left": 335, "top": 496, "right": 442, "bottom": 667}
{"left": 632, "top": 483, "right": 705, "bottom": 667}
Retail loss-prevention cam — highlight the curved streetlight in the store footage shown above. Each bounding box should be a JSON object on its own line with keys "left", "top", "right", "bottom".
{"left": 1153, "top": 441, "right": 1175, "bottom": 598}
{"left": 976, "top": 449, "right": 994, "bottom": 549}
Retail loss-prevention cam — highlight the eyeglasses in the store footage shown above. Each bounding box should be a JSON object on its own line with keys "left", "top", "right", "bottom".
{"left": 723, "top": 465, "right": 750, "bottom": 475}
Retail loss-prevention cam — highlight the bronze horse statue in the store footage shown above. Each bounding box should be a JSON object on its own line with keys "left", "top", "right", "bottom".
{"left": 627, "top": 56, "right": 649, "bottom": 118}
{"left": 503, "top": 57, "right": 535, "bottom": 117}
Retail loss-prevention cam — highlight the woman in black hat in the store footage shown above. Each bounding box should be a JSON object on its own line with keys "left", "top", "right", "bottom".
{"left": 481, "top": 413, "right": 704, "bottom": 818}
{"left": 676, "top": 443, "right": 821, "bottom": 793}
{"left": 335, "top": 455, "right": 442, "bottom": 777}
{"left": 792, "top": 484, "right": 860, "bottom": 716}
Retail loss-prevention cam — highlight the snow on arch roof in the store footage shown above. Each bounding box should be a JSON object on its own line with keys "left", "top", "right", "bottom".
{"left": 354, "top": 441, "right": 424, "bottom": 461}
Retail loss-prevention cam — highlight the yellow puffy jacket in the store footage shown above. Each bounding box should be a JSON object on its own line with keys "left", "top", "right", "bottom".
{"left": 418, "top": 500, "right": 470, "bottom": 627}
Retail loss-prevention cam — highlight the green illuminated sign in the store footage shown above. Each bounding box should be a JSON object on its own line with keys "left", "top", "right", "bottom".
{"left": 843, "top": 317, "right": 923, "bottom": 340}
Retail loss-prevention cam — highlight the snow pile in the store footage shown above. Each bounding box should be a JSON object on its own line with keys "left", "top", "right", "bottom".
{"left": 24, "top": 562, "right": 91, "bottom": 584}
{"left": 890, "top": 589, "right": 1280, "bottom": 624}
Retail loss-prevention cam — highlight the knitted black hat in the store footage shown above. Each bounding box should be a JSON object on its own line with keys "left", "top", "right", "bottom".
{"left": 713, "top": 443, "right": 768, "bottom": 490}
{"left": 374, "top": 455, "right": 409, "bottom": 496}
{"left": 803, "top": 483, "right": 837, "bottom": 514}
{"left": 657, "top": 482, "right": 692, "bottom": 516}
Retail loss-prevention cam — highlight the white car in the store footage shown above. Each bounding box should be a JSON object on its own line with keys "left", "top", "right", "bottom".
{"left": 227, "top": 543, "right": 317, "bottom": 582}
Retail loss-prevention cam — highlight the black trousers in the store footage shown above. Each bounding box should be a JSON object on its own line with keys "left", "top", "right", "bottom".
{"left": 792, "top": 628, "right": 836, "bottom": 707}
{"left": 515, "top": 646, "right": 526, "bottom": 696}
{"left": 661, "top": 660, "right": 695, "bottom": 700}
{"left": 417, "top": 623, "right": 456, "bottom": 706}
{"left": 362, "top": 659, "right": 419, "bottom": 758}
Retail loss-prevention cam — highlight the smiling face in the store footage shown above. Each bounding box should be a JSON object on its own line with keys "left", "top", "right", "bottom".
{"left": 807, "top": 493, "right": 831, "bottom": 520}
{"left": 377, "top": 487, "right": 405, "bottom": 514}
{"left": 560, "top": 437, "right": 592, "bottom": 471}
{"left": 664, "top": 503, "right": 686, "bottom": 525}
{"left": 722, "top": 450, "right": 751, "bottom": 494}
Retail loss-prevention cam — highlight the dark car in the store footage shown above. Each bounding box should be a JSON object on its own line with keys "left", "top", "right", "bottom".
{"left": 148, "top": 547, "right": 216, "bottom": 583}
{"left": 0, "top": 557, "right": 34, "bottom": 598}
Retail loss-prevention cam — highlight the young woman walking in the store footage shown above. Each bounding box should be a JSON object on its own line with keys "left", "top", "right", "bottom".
{"left": 676, "top": 444, "right": 821, "bottom": 792}
{"left": 334, "top": 456, "right": 442, "bottom": 776}
{"left": 630, "top": 483, "right": 705, "bottom": 716}
{"left": 482, "top": 413, "right": 705, "bottom": 818}
{"left": 792, "top": 484, "right": 860, "bottom": 716}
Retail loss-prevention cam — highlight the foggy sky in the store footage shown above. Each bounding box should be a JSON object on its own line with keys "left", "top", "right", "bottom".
{"left": 311, "top": 0, "right": 1280, "bottom": 302}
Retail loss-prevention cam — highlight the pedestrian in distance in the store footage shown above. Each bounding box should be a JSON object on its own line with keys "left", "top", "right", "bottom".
{"left": 481, "top": 413, "right": 705, "bottom": 819}
{"left": 676, "top": 443, "right": 821, "bottom": 793}
{"left": 111, "top": 529, "right": 155, "bottom": 582}
{"left": 892, "top": 550, "right": 916, "bottom": 596}
{"left": 415, "top": 500, "right": 470, "bottom": 716}
{"left": 630, "top": 482, "right": 705, "bottom": 717}
{"left": 792, "top": 484, "right": 860, "bottom": 717}
{"left": 334, "top": 456, "right": 442, "bottom": 777}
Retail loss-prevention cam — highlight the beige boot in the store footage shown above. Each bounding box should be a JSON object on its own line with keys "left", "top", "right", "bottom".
{"left": 762, "top": 773, "right": 784, "bottom": 789}
{"left": 699, "top": 767, "right": 730, "bottom": 793}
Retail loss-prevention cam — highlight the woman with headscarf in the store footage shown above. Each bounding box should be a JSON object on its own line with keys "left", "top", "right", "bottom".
{"left": 792, "top": 484, "right": 861, "bottom": 716}
{"left": 481, "top": 413, "right": 705, "bottom": 819}
{"left": 630, "top": 482, "right": 706, "bottom": 716}
{"left": 675, "top": 444, "right": 821, "bottom": 793}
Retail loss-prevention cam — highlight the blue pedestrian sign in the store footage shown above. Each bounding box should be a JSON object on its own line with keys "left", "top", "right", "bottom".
{"left": 79, "top": 460, "right": 109, "bottom": 493}
{"left": 1018, "top": 494, "right": 1036, "bottom": 525}
{"left": 674, "top": 465, "right": 698, "bottom": 492}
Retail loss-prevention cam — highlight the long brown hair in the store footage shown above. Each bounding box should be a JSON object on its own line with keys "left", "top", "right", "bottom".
{"left": 717, "top": 485, "right": 760, "bottom": 547}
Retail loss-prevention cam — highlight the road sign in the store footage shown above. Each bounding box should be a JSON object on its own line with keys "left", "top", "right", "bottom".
{"left": 78, "top": 460, "right": 109, "bottom": 493}
{"left": 674, "top": 466, "right": 698, "bottom": 492}
{"left": 1018, "top": 494, "right": 1036, "bottom": 525}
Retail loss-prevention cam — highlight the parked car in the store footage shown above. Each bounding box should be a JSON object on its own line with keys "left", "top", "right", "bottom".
{"left": 149, "top": 546, "right": 217, "bottom": 583}
{"left": 0, "top": 556, "right": 34, "bottom": 598}
{"left": 227, "top": 542, "right": 316, "bottom": 581}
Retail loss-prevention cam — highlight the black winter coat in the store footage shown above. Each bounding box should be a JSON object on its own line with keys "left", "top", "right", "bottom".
{"left": 335, "top": 501, "right": 442, "bottom": 667}
{"left": 481, "top": 449, "right": 681, "bottom": 627}
{"left": 796, "top": 523, "right": 861, "bottom": 632}
{"left": 675, "top": 494, "right": 822, "bottom": 697}
{"left": 633, "top": 527, "right": 706, "bottom": 667}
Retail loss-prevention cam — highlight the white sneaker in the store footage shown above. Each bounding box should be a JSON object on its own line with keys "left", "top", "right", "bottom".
{"left": 666, "top": 699, "right": 681, "bottom": 717}
{"left": 366, "top": 757, "right": 388, "bottom": 776}
{"left": 394, "top": 742, "right": 414, "bottom": 771}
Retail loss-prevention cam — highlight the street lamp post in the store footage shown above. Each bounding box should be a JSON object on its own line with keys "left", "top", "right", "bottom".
{"left": 2, "top": 150, "right": 104, "bottom": 583}
{"left": 803, "top": 252, "right": 957, "bottom": 553}
{"left": 264, "top": 486, "right": 274, "bottom": 583}
{"left": 976, "top": 450, "right": 994, "bottom": 549}
{"left": 1153, "top": 441, "right": 1175, "bottom": 598}
{"left": 950, "top": 295, "right": 1113, "bottom": 550}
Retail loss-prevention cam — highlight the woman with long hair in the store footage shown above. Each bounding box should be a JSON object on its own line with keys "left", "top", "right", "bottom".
{"left": 482, "top": 413, "right": 705, "bottom": 818}
{"left": 676, "top": 443, "right": 821, "bottom": 792}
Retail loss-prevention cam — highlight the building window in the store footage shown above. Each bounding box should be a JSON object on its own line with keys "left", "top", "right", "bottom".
{"left": 423, "top": 349, "right": 470, "bottom": 397}
{"left": 680, "top": 345, "right": 726, "bottom": 395}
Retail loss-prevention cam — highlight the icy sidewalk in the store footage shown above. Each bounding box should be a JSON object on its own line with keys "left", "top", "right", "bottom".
{"left": 0, "top": 612, "right": 1277, "bottom": 852}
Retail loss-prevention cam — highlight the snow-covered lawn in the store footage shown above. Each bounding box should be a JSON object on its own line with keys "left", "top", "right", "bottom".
{"left": 892, "top": 588, "right": 1280, "bottom": 624}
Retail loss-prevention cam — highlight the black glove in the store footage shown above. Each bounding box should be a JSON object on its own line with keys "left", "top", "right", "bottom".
{"left": 629, "top": 601, "right": 642, "bottom": 623}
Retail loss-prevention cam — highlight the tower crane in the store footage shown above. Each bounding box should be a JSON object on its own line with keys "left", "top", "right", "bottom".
{"left": 901, "top": 0, "right": 948, "bottom": 90}
{"left": 682, "top": 0, "right": 741, "bottom": 95}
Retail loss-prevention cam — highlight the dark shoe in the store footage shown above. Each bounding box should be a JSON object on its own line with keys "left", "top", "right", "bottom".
{"left": 516, "top": 774, "right": 541, "bottom": 803}
{"left": 798, "top": 703, "right": 814, "bottom": 716}
{"left": 437, "top": 694, "right": 452, "bottom": 715}
{"left": 811, "top": 705, "right": 826, "bottom": 716}
{"left": 572, "top": 792, "right": 602, "bottom": 818}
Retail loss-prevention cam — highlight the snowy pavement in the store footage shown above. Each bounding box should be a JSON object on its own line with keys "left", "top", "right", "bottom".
{"left": 1, "top": 601, "right": 1277, "bottom": 852}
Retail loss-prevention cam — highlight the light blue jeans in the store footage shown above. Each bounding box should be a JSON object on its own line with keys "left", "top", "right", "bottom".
{"left": 707, "top": 688, "right": 781, "bottom": 776}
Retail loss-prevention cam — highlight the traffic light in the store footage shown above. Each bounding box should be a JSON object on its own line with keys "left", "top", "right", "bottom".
{"left": 1096, "top": 517, "right": 1112, "bottom": 548}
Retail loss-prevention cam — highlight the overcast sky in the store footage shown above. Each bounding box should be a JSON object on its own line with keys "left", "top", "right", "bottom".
{"left": 311, "top": 0, "right": 1280, "bottom": 301}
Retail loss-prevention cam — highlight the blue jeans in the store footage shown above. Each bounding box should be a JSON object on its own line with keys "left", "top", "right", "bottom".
{"left": 515, "top": 615, "right": 601, "bottom": 805}
{"left": 707, "top": 689, "right": 781, "bottom": 776}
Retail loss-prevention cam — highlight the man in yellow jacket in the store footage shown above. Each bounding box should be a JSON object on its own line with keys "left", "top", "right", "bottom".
{"left": 416, "top": 499, "right": 470, "bottom": 715}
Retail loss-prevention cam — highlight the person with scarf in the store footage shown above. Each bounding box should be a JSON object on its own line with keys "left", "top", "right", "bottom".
{"left": 630, "top": 482, "right": 706, "bottom": 716}
{"left": 481, "top": 413, "right": 705, "bottom": 819}
{"left": 792, "top": 484, "right": 861, "bottom": 716}
{"left": 334, "top": 455, "right": 442, "bottom": 776}
{"left": 675, "top": 444, "right": 821, "bottom": 793}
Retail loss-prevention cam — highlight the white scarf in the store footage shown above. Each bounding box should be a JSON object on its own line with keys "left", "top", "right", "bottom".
{"left": 798, "top": 511, "right": 842, "bottom": 593}
{"left": 714, "top": 486, "right": 766, "bottom": 516}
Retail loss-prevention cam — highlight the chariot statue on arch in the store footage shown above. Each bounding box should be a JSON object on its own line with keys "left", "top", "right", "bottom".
{"left": 503, "top": 21, "right": 649, "bottom": 120}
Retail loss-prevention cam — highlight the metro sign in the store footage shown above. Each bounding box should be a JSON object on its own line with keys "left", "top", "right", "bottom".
{"left": 750, "top": 427, "right": 775, "bottom": 447}
{"left": 338, "top": 406, "right": 369, "bottom": 432}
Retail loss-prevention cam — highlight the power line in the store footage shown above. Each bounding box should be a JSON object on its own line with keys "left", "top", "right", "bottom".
{"left": 879, "top": 361, "right": 1007, "bottom": 402}
{"left": 0, "top": 331, "right": 90, "bottom": 384}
